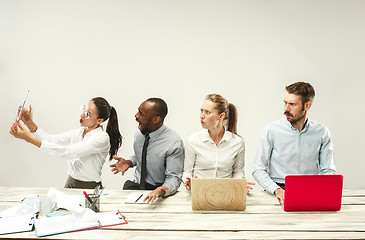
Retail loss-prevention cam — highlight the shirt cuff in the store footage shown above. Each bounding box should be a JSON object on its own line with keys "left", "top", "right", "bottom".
{"left": 31, "top": 127, "right": 42, "bottom": 139}
{"left": 38, "top": 140, "right": 52, "bottom": 154}
{"left": 129, "top": 159, "right": 137, "bottom": 167}
{"left": 268, "top": 182, "right": 281, "bottom": 194}
{"left": 163, "top": 183, "right": 173, "bottom": 196}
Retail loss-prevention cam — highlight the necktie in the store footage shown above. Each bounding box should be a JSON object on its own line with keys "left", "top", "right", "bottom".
{"left": 140, "top": 133, "right": 150, "bottom": 189}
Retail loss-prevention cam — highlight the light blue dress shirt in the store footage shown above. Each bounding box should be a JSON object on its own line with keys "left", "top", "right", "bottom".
{"left": 129, "top": 125, "right": 184, "bottom": 196}
{"left": 252, "top": 118, "right": 337, "bottom": 194}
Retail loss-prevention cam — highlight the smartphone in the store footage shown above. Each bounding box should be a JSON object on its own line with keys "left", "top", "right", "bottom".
{"left": 17, "top": 90, "right": 30, "bottom": 122}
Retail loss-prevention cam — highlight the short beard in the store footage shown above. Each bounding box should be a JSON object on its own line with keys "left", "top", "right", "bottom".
{"left": 284, "top": 111, "right": 306, "bottom": 124}
{"left": 284, "top": 103, "right": 306, "bottom": 124}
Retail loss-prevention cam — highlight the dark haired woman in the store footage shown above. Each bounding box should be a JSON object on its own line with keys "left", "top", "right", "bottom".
{"left": 10, "top": 97, "right": 122, "bottom": 189}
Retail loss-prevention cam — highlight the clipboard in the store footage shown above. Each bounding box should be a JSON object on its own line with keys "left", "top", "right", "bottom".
{"left": 34, "top": 210, "right": 127, "bottom": 237}
{"left": 0, "top": 214, "right": 36, "bottom": 235}
{"left": 17, "top": 90, "right": 30, "bottom": 122}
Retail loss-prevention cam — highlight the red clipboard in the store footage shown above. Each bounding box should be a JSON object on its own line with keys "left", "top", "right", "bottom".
{"left": 34, "top": 210, "right": 128, "bottom": 237}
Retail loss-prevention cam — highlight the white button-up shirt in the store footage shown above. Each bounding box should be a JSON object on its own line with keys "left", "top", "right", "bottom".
{"left": 33, "top": 127, "right": 110, "bottom": 182}
{"left": 183, "top": 129, "right": 245, "bottom": 181}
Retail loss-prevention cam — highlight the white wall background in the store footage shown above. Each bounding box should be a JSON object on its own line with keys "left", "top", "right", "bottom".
{"left": 0, "top": 0, "right": 364, "bottom": 190}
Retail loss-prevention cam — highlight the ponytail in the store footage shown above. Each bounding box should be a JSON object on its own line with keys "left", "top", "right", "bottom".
{"left": 92, "top": 97, "right": 122, "bottom": 160}
{"left": 106, "top": 107, "right": 122, "bottom": 160}
{"left": 227, "top": 103, "right": 238, "bottom": 135}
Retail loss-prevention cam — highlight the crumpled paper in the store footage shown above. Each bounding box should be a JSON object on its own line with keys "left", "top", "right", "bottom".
{"left": 47, "top": 187, "right": 98, "bottom": 222}
{"left": 0, "top": 194, "right": 39, "bottom": 217}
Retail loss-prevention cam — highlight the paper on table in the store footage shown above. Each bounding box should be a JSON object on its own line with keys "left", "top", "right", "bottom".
{"left": 34, "top": 210, "right": 127, "bottom": 237}
{"left": 125, "top": 192, "right": 150, "bottom": 204}
{"left": 34, "top": 214, "right": 99, "bottom": 237}
{"left": 0, "top": 194, "right": 39, "bottom": 218}
{"left": 0, "top": 195, "right": 38, "bottom": 235}
{"left": 47, "top": 187, "right": 98, "bottom": 221}
{"left": 0, "top": 214, "right": 36, "bottom": 235}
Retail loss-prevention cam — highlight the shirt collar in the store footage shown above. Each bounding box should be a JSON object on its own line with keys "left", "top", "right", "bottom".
{"left": 302, "top": 119, "right": 310, "bottom": 133}
{"left": 283, "top": 117, "right": 311, "bottom": 132}
{"left": 82, "top": 126, "right": 103, "bottom": 138}
{"left": 202, "top": 128, "right": 231, "bottom": 144}
{"left": 148, "top": 124, "right": 166, "bottom": 142}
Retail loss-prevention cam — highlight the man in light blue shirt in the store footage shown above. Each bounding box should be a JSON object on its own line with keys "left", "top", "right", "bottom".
{"left": 110, "top": 98, "right": 184, "bottom": 203}
{"left": 252, "top": 82, "right": 336, "bottom": 204}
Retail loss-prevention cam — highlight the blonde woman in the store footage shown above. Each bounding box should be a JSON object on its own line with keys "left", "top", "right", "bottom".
{"left": 183, "top": 94, "right": 254, "bottom": 194}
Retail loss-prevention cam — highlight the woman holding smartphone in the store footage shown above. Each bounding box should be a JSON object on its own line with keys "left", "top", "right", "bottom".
{"left": 10, "top": 97, "right": 122, "bottom": 189}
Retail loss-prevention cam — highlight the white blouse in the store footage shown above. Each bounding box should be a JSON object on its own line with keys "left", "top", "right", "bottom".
{"left": 182, "top": 130, "right": 245, "bottom": 181}
{"left": 33, "top": 127, "right": 110, "bottom": 182}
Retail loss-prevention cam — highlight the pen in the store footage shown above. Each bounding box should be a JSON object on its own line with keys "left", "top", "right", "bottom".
{"left": 135, "top": 194, "right": 143, "bottom": 203}
{"left": 83, "top": 191, "right": 93, "bottom": 205}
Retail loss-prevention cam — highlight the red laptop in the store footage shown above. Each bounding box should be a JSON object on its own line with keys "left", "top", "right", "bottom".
{"left": 283, "top": 175, "right": 343, "bottom": 212}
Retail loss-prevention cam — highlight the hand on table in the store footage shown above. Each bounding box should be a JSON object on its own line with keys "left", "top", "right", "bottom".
{"left": 184, "top": 176, "right": 199, "bottom": 191}
{"left": 275, "top": 188, "right": 285, "bottom": 205}
{"left": 246, "top": 181, "right": 256, "bottom": 195}
{"left": 185, "top": 177, "right": 192, "bottom": 191}
{"left": 143, "top": 186, "right": 169, "bottom": 204}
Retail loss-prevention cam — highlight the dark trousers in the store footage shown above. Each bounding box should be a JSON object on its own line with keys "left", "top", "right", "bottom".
{"left": 64, "top": 175, "right": 103, "bottom": 189}
{"left": 123, "top": 180, "right": 161, "bottom": 190}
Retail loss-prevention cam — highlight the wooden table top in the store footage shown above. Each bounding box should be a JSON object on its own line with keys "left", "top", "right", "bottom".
{"left": 0, "top": 186, "right": 364, "bottom": 239}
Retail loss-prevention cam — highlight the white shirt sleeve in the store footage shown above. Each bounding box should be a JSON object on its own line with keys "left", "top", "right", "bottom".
{"left": 182, "top": 137, "right": 195, "bottom": 182}
{"left": 32, "top": 127, "right": 75, "bottom": 145}
{"left": 232, "top": 140, "right": 245, "bottom": 178}
{"left": 39, "top": 130, "right": 109, "bottom": 160}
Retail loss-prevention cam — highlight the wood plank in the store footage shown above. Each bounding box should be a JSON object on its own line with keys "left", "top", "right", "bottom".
{"left": 2, "top": 230, "right": 365, "bottom": 240}
{"left": 2, "top": 229, "right": 365, "bottom": 240}
{"left": 102, "top": 212, "right": 365, "bottom": 232}
{"left": 100, "top": 203, "right": 365, "bottom": 214}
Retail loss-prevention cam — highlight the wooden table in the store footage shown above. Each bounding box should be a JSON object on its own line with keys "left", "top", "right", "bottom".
{"left": 0, "top": 186, "right": 364, "bottom": 239}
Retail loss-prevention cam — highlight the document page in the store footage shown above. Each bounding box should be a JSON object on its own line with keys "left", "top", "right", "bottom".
{"left": 0, "top": 214, "right": 36, "bottom": 235}
{"left": 34, "top": 214, "right": 100, "bottom": 237}
{"left": 34, "top": 211, "right": 127, "bottom": 237}
{"left": 125, "top": 192, "right": 150, "bottom": 204}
